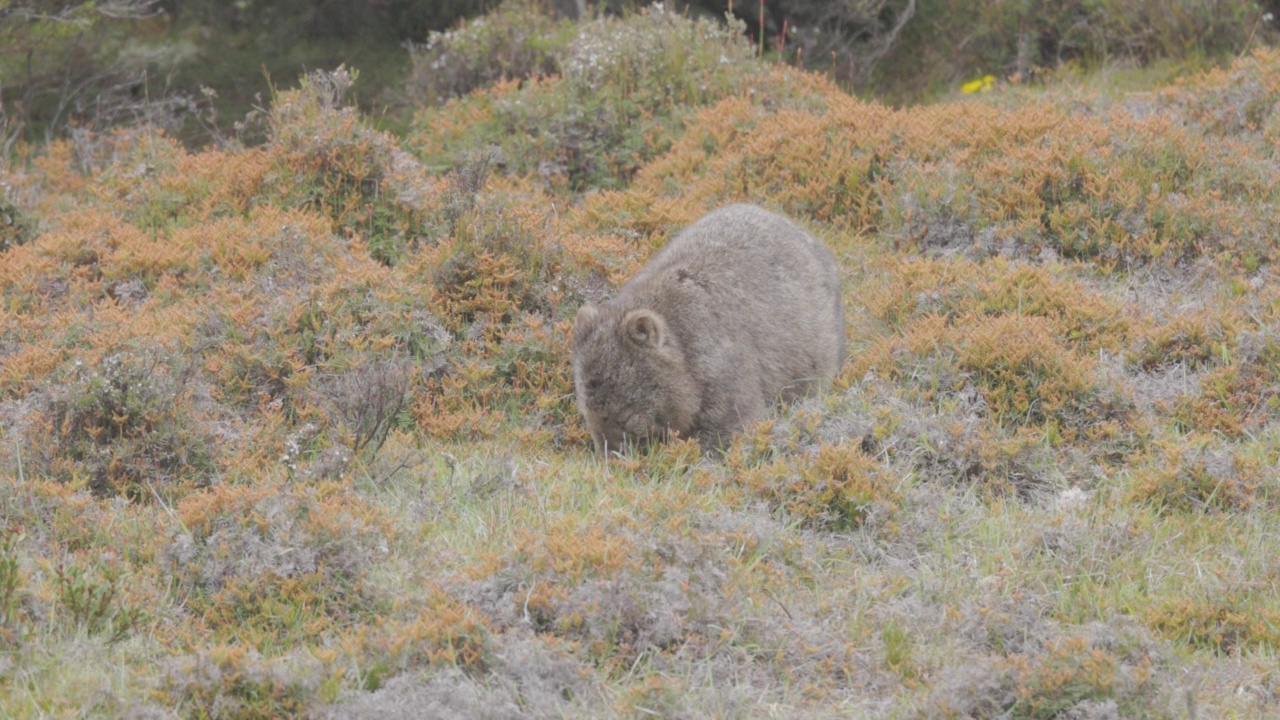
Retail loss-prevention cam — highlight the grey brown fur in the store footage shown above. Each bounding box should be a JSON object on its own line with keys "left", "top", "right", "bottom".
{"left": 572, "top": 203, "right": 845, "bottom": 452}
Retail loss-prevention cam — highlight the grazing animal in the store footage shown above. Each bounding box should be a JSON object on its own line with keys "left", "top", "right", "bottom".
{"left": 572, "top": 203, "right": 845, "bottom": 453}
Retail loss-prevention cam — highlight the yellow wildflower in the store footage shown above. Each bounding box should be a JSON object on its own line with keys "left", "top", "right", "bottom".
{"left": 961, "top": 74, "right": 996, "bottom": 94}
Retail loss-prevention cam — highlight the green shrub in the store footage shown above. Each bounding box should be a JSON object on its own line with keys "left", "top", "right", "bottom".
{"left": 0, "top": 198, "right": 35, "bottom": 252}
{"left": 411, "top": 5, "right": 763, "bottom": 191}
{"left": 425, "top": 199, "right": 560, "bottom": 328}
{"left": 54, "top": 558, "right": 146, "bottom": 643}
{"left": 404, "top": 0, "right": 569, "bottom": 106}
{"left": 267, "top": 67, "right": 426, "bottom": 265}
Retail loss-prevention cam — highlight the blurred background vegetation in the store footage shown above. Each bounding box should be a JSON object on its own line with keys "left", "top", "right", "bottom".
{"left": 3, "top": 0, "right": 1278, "bottom": 152}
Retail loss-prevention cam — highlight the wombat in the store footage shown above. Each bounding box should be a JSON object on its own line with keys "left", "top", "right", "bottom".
{"left": 572, "top": 203, "right": 845, "bottom": 453}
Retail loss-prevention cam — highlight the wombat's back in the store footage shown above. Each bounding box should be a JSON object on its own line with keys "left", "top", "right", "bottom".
{"left": 632, "top": 204, "right": 834, "bottom": 282}
{"left": 617, "top": 204, "right": 845, "bottom": 444}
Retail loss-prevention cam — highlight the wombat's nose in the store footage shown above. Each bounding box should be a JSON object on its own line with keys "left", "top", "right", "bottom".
{"left": 598, "top": 432, "right": 626, "bottom": 454}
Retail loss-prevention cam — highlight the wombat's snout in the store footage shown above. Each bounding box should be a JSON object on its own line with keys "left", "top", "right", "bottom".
{"left": 592, "top": 413, "right": 666, "bottom": 454}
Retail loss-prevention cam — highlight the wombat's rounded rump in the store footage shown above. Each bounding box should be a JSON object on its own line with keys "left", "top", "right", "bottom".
{"left": 573, "top": 203, "right": 845, "bottom": 452}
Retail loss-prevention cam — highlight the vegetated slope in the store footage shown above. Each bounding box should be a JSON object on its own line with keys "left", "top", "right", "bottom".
{"left": 2, "top": 8, "right": 1280, "bottom": 717}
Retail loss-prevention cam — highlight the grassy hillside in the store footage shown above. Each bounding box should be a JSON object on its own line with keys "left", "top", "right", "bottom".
{"left": 2, "top": 5, "right": 1280, "bottom": 717}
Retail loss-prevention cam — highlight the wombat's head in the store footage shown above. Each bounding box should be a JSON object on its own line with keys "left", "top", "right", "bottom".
{"left": 572, "top": 304, "right": 700, "bottom": 454}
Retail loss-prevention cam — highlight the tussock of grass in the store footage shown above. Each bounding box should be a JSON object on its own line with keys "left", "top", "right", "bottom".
{"left": 2, "top": 8, "right": 1280, "bottom": 718}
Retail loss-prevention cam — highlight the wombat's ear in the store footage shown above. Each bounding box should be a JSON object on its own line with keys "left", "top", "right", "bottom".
{"left": 622, "top": 309, "right": 666, "bottom": 348}
{"left": 574, "top": 304, "right": 600, "bottom": 340}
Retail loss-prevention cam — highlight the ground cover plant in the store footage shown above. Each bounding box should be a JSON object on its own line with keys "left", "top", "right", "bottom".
{"left": 3, "top": 3, "right": 1280, "bottom": 718}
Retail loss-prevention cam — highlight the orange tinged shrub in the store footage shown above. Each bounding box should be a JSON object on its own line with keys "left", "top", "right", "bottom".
{"left": 1173, "top": 335, "right": 1280, "bottom": 436}
{"left": 583, "top": 69, "right": 1279, "bottom": 271}
{"left": 377, "top": 591, "right": 493, "bottom": 669}
{"left": 731, "top": 443, "right": 898, "bottom": 530}
{"left": 1146, "top": 592, "right": 1280, "bottom": 654}
{"left": 1129, "top": 309, "right": 1238, "bottom": 372}
{"left": 958, "top": 315, "right": 1096, "bottom": 429}
{"left": 1127, "top": 437, "right": 1262, "bottom": 514}
{"left": 1003, "top": 636, "right": 1125, "bottom": 716}
{"left": 860, "top": 256, "right": 1129, "bottom": 352}
{"left": 168, "top": 480, "right": 390, "bottom": 650}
